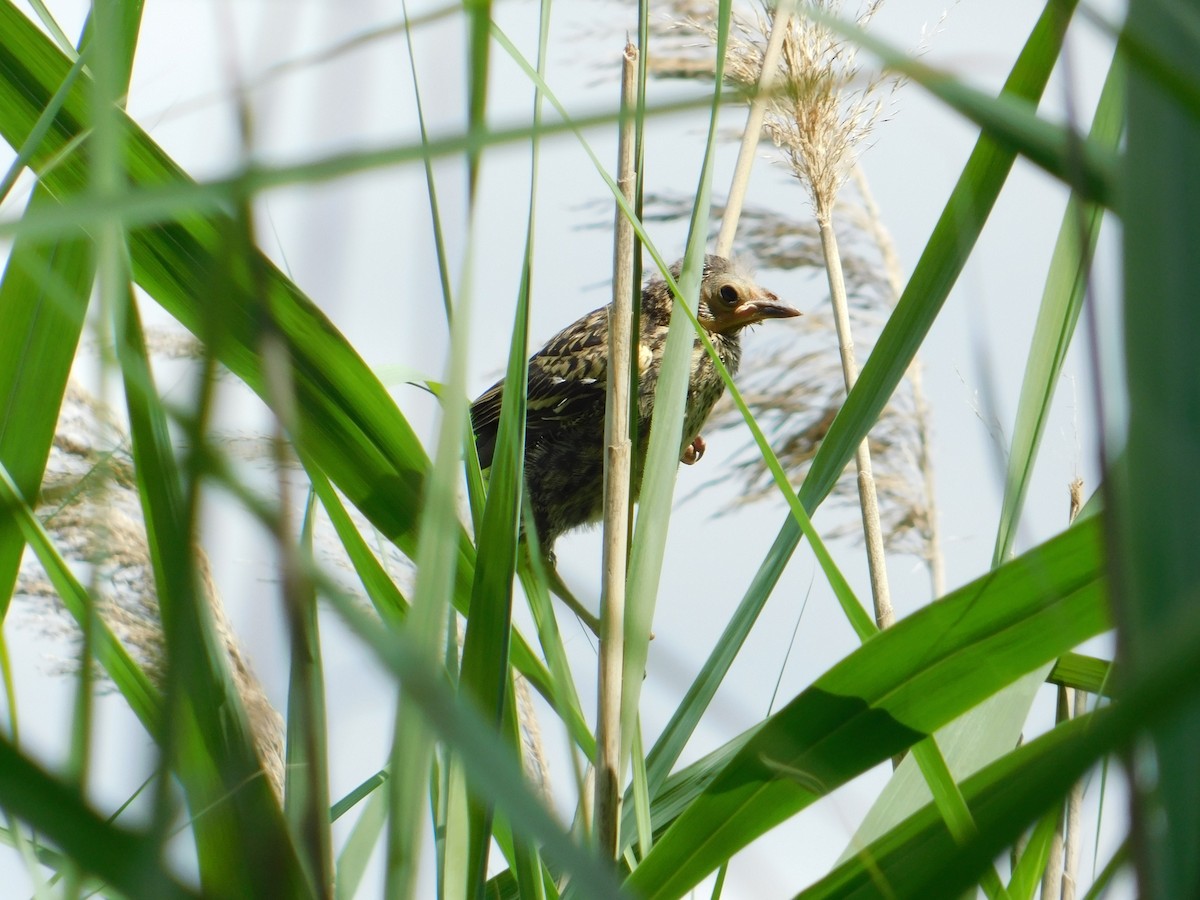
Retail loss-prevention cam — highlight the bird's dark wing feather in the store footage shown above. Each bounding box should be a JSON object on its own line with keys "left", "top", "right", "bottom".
{"left": 471, "top": 307, "right": 610, "bottom": 469}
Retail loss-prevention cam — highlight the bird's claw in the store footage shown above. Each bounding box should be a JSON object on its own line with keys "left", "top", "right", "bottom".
{"left": 680, "top": 435, "right": 706, "bottom": 465}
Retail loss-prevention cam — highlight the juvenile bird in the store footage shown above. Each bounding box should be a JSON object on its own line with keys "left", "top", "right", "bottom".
{"left": 471, "top": 255, "right": 799, "bottom": 558}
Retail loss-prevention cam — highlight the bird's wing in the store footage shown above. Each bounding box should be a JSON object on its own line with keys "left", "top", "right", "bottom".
{"left": 471, "top": 307, "right": 610, "bottom": 468}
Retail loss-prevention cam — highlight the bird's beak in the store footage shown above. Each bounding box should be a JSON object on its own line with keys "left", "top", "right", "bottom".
{"left": 730, "top": 291, "right": 802, "bottom": 326}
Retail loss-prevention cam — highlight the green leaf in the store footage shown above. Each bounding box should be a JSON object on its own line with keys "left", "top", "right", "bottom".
{"left": 1116, "top": 0, "right": 1200, "bottom": 894}
{"left": 317, "top": 579, "right": 625, "bottom": 899}
{"left": 115, "top": 284, "right": 312, "bottom": 898}
{"left": 452, "top": 4, "right": 541, "bottom": 882}
{"left": 800, "top": 607, "right": 1200, "bottom": 899}
{"left": 993, "top": 56, "right": 1125, "bottom": 564}
{"left": 1047, "top": 653, "right": 1114, "bottom": 697}
{"left": 621, "top": 0, "right": 732, "bottom": 780}
{"left": 625, "top": 517, "right": 1108, "bottom": 899}
{"left": 0, "top": 0, "right": 475, "bottom": 624}
{"left": 285, "top": 495, "right": 333, "bottom": 895}
{"left": 0, "top": 734, "right": 198, "bottom": 900}
{"left": 0, "top": 188, "right": 91, "bottom": 615}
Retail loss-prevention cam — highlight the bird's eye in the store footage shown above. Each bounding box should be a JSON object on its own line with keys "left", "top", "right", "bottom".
{"left": 720, "top": 284, "right": 740, "bottom": 305}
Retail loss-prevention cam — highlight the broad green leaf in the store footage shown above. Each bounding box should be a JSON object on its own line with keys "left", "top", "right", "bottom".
{"left": 0, "top": 0, "right": 144, "bottom": 617}
{"left": 800, "top": 608, "right": 1200, "bottom": 900}
{"left": 801, "top": 711, "right": 1109, "bottom": 899}
{"left": 1117, "top": 0, "right": 1200, "bottom": 895}
{"left": 1047, "top": 653, "right": 1113, "bottom": 697}
{"left": 0, "top": 0, "right": 476, "bottom": 624}
{"left": 625, "top": 517, "right": 1108, "bottom": 899}
{"left": 0, "top": 193, "right": 91, "bottom": 614}
{"left": 848, "top": 35, "right": 1125, "bottom": 862}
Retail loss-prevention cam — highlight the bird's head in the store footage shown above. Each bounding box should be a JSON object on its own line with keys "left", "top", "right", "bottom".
{"left": 696, "top": 256, "right": 800, "bottom": 334}
{"left": 645, "top": 255, "right": 800, "bottom": 334}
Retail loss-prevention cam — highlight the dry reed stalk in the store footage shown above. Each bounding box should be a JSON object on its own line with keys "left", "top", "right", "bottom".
{"left": 1060, "top": 476, "right": 1086, "bottom": 900}
{"left": 595, "top": 41, "right": 639, "bottom": 858}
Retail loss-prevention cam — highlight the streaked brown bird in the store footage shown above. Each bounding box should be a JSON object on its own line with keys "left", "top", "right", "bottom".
{"left": 471, "top": 255, "right": 799, "bottom": 558}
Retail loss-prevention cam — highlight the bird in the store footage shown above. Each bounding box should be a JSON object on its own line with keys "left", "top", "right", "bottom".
{"left": 470, "top": 254, "right": 799, "bottom": 560}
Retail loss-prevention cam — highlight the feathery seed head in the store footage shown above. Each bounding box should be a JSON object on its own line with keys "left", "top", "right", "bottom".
{"left": 716, "top": 1, "right": 899, "bottom": 216}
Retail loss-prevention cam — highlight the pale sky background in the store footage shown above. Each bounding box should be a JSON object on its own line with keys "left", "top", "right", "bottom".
{"left": 1, "top": 1, "right": 1130, "bottom": 897}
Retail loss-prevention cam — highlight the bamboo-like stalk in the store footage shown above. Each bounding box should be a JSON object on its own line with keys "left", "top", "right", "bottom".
{"left": 594, "top": 41, "right": 638, "bottom": 859}
{"left": 815, "top": 197, "right": 893, "bottom": 628}
{"left": 714, "top": 0, "right": 793, "bottom": 259}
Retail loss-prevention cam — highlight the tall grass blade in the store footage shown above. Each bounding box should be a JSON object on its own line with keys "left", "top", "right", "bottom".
{"left": 1116, "top": 0, "right": 1200, "bottom": 894}
{"left": 620, "top": 0, "right": 732, "bottom": 775}
{"left": 993, "top": 57, "right": 1124, "bottom": 564}
{"left": 116, "top": 285, "right": 311, "bottom": 897}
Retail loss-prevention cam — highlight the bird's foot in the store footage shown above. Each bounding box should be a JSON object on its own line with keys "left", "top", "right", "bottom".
{"left": 680, "top": 435, "right": 707, "bottom": 465}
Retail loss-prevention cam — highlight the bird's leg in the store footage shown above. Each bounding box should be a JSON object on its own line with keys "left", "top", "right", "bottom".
{"left": 545, "top": 564, "right": 601, "bottom": 636}
{"left": 518, "top": 543, "right": 602, "bottom": 636}
{"left": 680, "top": 435, "right": 707, "bottom": 465}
